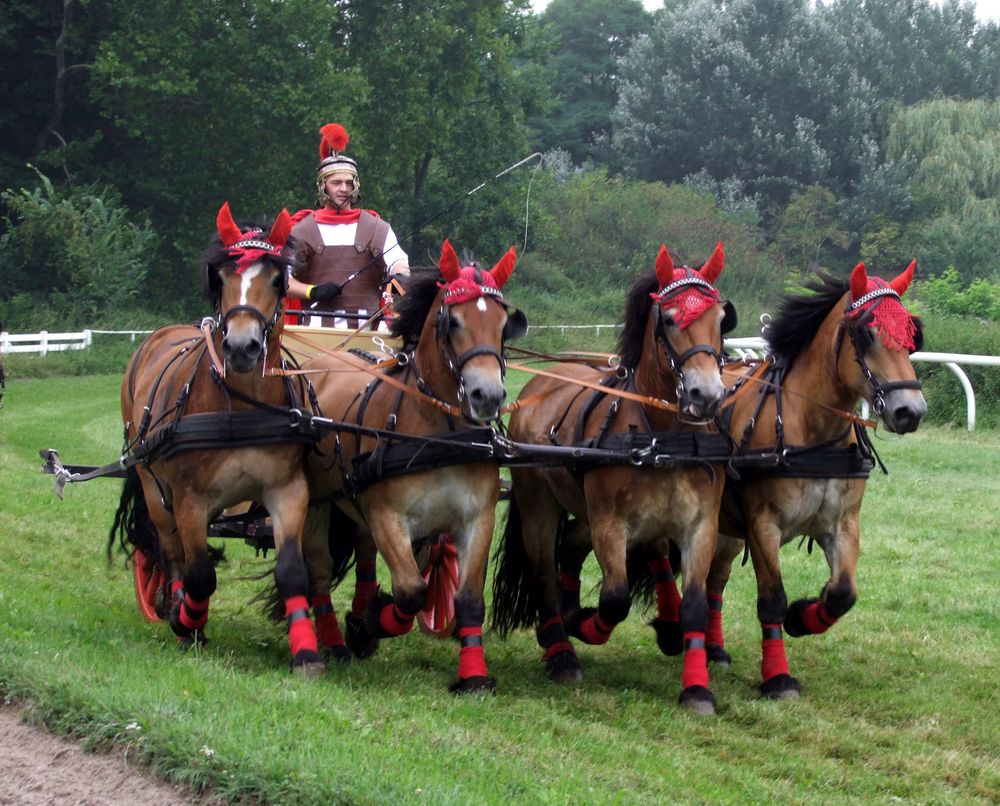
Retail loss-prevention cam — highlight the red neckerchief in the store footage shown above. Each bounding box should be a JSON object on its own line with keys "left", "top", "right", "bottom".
{"left": 291, "top": 207, "right": 381, "bottom": 225}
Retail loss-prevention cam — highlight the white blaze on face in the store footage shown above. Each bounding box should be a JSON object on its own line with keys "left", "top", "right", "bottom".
{"left": 239, "top": 263, "right": 263, "bottom": 305}
{"left": 476, "top": 297, "right": 488, "bottom": 313}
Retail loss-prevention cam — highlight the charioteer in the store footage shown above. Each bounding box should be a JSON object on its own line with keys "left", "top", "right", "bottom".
{"left": 287, "top": 123, "right": 410, "bottom": 329}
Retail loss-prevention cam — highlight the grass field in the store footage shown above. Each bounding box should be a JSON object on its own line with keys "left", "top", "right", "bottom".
{"left": 1, "top": 373, "right": 998, "bottom": 805}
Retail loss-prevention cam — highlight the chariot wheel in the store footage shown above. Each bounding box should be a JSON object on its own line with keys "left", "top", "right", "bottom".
{"left": 132, "top": 549, "right": 165, "bottom": 622}
{"left": 418, "top": 532, "right": 459, "bottom": 638}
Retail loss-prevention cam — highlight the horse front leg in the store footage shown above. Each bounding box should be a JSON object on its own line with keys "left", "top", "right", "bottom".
{"left": 674, "top": 518, "right": 721, "bottom": 716}
{"left": 704, "top": 533, "right": 745, "bottom": 667}
{"left": 363, "top": 508, "right": 427, "bottom": 643}
{"left": 266, "top": 477, "right": 324, "bottom": 677}
{"left": 448, "top": 504, "right": 499, "bottom": 695}
{"left": 746, "top": 520, "right": 801, "bottom": 700}
{"left": 570, "top": 513, "right": 631, "bottom": 648}
{"left": 300, "top": 502, "right": 350, "bottom": 664}
{"left": 784, "top": 512, "right": 860, "bottom": 639}
{"left": 169, "top": 496, "right": 217, "bottom": 648}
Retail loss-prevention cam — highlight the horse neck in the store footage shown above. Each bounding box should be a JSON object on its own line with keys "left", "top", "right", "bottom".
{"left": 781, "top": 298, "right": 859, "bottom": 441}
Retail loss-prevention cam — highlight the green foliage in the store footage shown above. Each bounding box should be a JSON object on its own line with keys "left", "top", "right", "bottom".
{"left": 529, "top": 0, "right": 651, "bottom": 166}
{"left": 0, "top": 170, "right": 157, "bottom": 328}
{"left": 916, "top": 266, "right": 1000, "bottom": 320}
{"left": 773, "top": 184, "right": 850, "bottom": 271}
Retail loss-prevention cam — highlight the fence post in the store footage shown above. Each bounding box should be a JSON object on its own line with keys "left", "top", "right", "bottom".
{"left": 84, "top": 329, "right": 93, "bottom": 348}
{"left": 40, "top": 330, "right": 49, "bottom": 357}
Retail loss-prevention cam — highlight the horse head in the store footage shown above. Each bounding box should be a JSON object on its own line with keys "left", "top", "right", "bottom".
{"left": 207, "top": 202, "right": 294, "bottom": 374}
{"left": 645, "top": 241, "right": 734, "bottom": 420}
{"left": 840, "top": 260, "right": 927, "bottom": 433}
{"left": 417, "top": 239, "right": 527, "bottom": 422}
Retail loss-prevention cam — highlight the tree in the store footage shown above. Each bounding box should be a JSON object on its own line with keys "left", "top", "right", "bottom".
{"left": 613, "top": 0, "right": 875, "bottom": 211}
{"left": 529, "top": 0, "right": 651, "bottom": 167}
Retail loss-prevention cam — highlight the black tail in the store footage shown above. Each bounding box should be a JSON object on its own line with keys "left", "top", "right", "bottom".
{"left": 108, "top": 465, "right": 159, "bottom": 564}
{"left": 490, "top": 495, "right": 538, "bottom": 637}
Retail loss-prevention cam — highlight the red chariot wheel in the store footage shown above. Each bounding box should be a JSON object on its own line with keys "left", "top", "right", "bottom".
{"left": 418, "top": 533, "right": 459, "bottom": 638}
{"left": 132, "top": 549, "right": 165, "bottom": 622}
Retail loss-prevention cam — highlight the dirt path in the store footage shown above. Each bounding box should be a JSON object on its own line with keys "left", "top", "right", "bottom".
{"left": 0, "top": 704, "right": 200, "bottom": 806}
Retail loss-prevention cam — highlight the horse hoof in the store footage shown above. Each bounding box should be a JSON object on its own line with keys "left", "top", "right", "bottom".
{"left": 292, "top": 651, "right": 326, "bottom": 680}
{"left": 650, "top": 618, "right": 684, "bottom": 657}
{"left": 345, "top": 612, "right": 380, "bottom": 659}
{"left": 760, "top": 674, "right": 801, "bottom": 700}
{"left": 449, "top": 675, "right": 497, "bottom": 695}
{"left": 322, "top": 644, "right": 352, "bottom": 665}
{"left": 546, "top": 651, "right": 583, "bottom": 684}
{"left": 783, "top": 598, "right": 817, "bottom": 638}
{"left": 707, "top": 644, "right": 732, "bottom": 667}
{"left": 678, "top": 685, "right": 716, "bottom": 716}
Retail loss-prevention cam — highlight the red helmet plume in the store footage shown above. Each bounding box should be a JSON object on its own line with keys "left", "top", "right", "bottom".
{"left": 319, "top": 123, "right": 349, "bottom": 159}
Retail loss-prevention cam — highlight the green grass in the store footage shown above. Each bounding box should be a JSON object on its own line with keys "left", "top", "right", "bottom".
{"left": 1, "top": 374, "right": 998, "bottom": 804}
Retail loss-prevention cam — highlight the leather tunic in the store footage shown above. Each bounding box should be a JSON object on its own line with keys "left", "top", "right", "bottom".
{"left": 291, "top": 211, "right": 391, "bottom": 327}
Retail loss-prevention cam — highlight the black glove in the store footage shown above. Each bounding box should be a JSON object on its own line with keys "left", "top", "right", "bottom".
{"left": 308, "top": 282, "right": 342, "bottom": 301}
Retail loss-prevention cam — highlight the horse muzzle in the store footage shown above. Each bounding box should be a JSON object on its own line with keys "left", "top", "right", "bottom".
{"left": 462, "top": 366, "right": 507, "bottom": 422}
{"left": 679, "top": 370, "right": 727, "bottom": 421}
{"left": 879, "top": 388, "right": 927, "bottom": 434}
{"left": 221, "top": 326, "right": 264, "bottom": 374}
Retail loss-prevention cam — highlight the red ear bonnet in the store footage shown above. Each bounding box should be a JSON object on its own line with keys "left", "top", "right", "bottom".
{"left": 850, "top": 262, "right": 869, "bottom": 304}
{"left": 216, "top": 202, "right": 243, "bottom": 247}
{"left": 439, "top": 239, "right": 462, "bottom": 282}
{"left": 654, "top": 244, "right": 675, "bottom": 287}
{"left": 489, "top": 247, "right": 517, "bottom": 289}
{"left": 268, "top": 209, "right": 292, "bottom": 249}
{"left": 890, "top": 259, "right": 916, "bottom": 297}
{"left": 700, "top": 241, "right": 725, "bottom": 285}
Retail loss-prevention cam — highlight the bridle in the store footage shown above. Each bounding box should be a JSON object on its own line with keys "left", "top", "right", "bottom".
{"left": 837, "top": 288, "right": 923, "bottom": 416}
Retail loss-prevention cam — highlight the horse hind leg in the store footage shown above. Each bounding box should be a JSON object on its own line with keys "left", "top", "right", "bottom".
{"left": 301, "top": 503, "right": 350, "bottom": 664}
{"left": 704, "top": 533, "right": 746, "bottom": 667}
{"left": 346, "top": 531, "right": 382, "bottom": 659}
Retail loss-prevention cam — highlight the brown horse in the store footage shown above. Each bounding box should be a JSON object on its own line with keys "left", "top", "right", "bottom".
{"left": 705, "top": 261, "right": 927, "bottom": 699}
{"left": 298, "top": 239, "right": 526, "bottom": 692}
{"left": 491, "top": 243, "right": 735, "bottom": 715}
{"left": 109, "top": 203, "right": 324, "bottom": 674}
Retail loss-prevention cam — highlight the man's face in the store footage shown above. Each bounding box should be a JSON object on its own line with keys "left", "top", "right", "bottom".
{"left": 324, "top": 171, "right": 356, "bottom": 208}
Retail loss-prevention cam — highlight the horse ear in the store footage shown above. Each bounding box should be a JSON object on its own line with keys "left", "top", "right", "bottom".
{"left": 268, "top": 209, "right": 292, "bottom": 249}
{"left": 489, "top": 247, "right": 516, "bottom": 288}
{"left": 890, "top": 259, "right": 916, "bottom": 297}
{"left": 850, "top": 262, "right": 869, "bottom": 303}
{"left": 700, "top": 241, "right": 725, "bottom": 285}
{"left": 439, "top": 239, "right": 461, "bottom": 282}
{"left": 654, "top": 245, "right": 674, "bottom": 287}
{"left": 216, "top": 202, "right": 243, "bottom": 246}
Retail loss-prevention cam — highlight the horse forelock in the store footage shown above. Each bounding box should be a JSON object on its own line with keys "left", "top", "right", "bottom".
{"left": 766, "top": 272, "right": 848, "bottom": 360}
{"left": 617, "top": 273, "right": 659, "bottom": 370}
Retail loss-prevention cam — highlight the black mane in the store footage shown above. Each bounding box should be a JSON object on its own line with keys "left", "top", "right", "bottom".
{"left": 389, "top": 265, "right": 443, "bottom": 347}
{"left": 765, "top": 272, "right": 848, "bottom": 360}
{"left": 616, "top": 273, "right": 659, "bottom": 370}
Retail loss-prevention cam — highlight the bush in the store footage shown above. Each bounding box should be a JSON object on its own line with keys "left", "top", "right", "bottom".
{"left": 0, "top": 169, "right": 159, "bottom": 329}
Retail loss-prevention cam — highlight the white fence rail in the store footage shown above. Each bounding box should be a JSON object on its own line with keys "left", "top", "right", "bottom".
{"left": 3, "top": 328, "right": 998, "bottom": 431}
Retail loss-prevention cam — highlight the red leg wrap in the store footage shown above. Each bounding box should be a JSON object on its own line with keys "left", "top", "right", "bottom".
{"left": 286, "top": 595, "right": 318, "bottom": 656}
{"left": 379, "top": 602, "right": 415, "bottom": 637}
{"left": 310, "top": 594, "right": 345, "bottom": 649}
{"left": 681, "top": 631, "right": 710, "bottom": 689}
{"left": 457, "top": 626, "right": 489, "bottom": 679}
{"left": 802, "top": 601, "right": 839, "bottom": 634}
{"left": 179, "top": 593, "right": 209, "bottom": 631}
{"left": 351, "top": 562, "right": 378, "bottom": 616}
{"left": 706, "top": 593, "right": 725, "bottom": 648}
{"left": 761, "top": 623, "right": 790, "bottom": 681}
{"left": 579, "top": 612, "right": 614, "bottom": 645}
